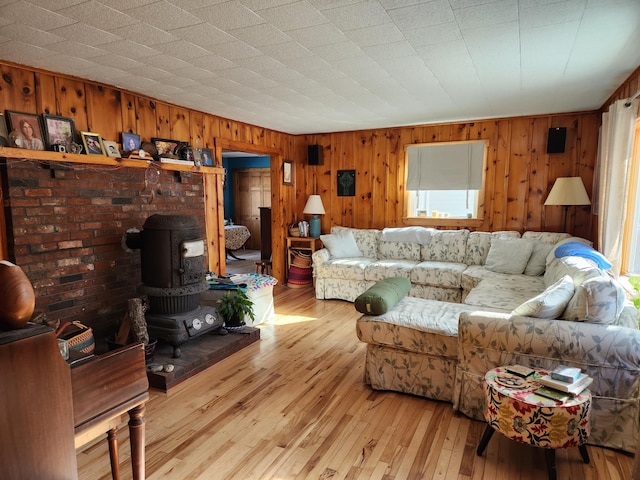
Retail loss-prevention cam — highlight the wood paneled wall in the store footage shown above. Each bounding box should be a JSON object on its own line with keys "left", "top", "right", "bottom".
{"left": 295, "top": 114, "right": 600, "bottom": 241}
{"left": 0, "top": 61, "right": 296, "bottom": 283}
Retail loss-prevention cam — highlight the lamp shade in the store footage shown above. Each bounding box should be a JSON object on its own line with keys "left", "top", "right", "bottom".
{"left": 303, "top": 195, "right": 325, "bottom": 215}
{"left": 544, "top": 177, "right": 591, "bottom": 206}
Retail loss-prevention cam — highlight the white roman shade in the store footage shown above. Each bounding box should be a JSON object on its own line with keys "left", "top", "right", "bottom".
{"left": 406, "top": 141, "right": 485, "bottom": 191}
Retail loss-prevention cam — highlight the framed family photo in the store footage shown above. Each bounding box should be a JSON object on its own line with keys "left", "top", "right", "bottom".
{"left": 283, "top": 160, "right": 293, "bottom": 185}
{"left": 0, "top": 113, "right": 8, "bottom": 146}
{"left": 201, "top": 148, "right": 213, "bottom": 166}
{"left": 103, "top": 140, "right": 121, "bottom": 158}
{"left": 151, "top": 137, "right": 180, "bottom": 157}
{"left": 5, "top": 110, "right": 45, "bottom": 150}
{"left": 81, "top": 131, "right": 106, "bottom": 156}
{"left": 42, "top": 114, "right": 76, "bottom": 150}
{"left": 122, "top": 132, "right": 140, "bottom": 152}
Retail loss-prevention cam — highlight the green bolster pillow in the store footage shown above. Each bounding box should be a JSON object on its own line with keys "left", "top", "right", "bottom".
{"left": 355, "top": 277, "right": 411, "bottom": 315}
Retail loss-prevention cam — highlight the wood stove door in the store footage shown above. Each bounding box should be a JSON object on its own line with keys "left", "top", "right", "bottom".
{"left": 181, "top": 239, "right": 206, "bottom": 284}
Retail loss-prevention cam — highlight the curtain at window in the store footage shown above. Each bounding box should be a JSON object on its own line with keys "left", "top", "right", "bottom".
{"left": 596, "top": 97, "right": 639, "bottom": 275}
{"left": 406, "top": 142, "right": 485, "bottom": 190}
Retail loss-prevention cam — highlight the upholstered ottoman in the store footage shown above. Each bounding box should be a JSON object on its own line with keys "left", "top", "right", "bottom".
{"left": 356, "top": 296, "right": 502, "bottom": 402}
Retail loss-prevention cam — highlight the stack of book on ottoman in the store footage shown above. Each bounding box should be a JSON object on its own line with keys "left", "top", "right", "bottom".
{"left": 536, "top": 365, "right": 593, "bottom": 402}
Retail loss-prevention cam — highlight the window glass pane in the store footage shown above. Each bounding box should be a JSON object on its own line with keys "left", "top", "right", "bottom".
{"left": 409, "top": 190, "right": 478, "bottom": 218}
{"left": 628, "top": 176, "right": 640, "bottom": 275}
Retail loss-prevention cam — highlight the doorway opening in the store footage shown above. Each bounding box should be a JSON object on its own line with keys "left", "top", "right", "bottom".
{"left": 222, "top": 151, "right": 271, "bottom": 275}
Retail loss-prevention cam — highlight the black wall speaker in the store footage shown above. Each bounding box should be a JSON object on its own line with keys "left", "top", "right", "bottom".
{"left": 547, "top": 127, "right": 566, "bottom": 154}
{"left": 308, "top": 144, "right": 323, "bottom": 165}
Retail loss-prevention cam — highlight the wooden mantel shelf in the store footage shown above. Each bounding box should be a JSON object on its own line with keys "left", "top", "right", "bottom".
{"left": 0, "top": 146, "right": 224, "bottom": 174}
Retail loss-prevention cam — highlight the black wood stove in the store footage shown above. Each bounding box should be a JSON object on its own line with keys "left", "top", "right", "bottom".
{"left": 126, "top": 214, "right": 224, "bottom": 357}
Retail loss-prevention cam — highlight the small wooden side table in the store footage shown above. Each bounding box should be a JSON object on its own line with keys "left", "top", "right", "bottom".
{"left": 476, "top": 366, "right": 591, "bottom": 480}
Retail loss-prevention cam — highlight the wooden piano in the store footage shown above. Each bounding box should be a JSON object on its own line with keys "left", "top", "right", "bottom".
{"left": 0, "top": 325, "right": 149, "bottom": 480}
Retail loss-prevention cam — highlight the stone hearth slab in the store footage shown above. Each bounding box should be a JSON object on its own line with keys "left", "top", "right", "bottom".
{"left": 146, "top": 327, "right": 259, "bottom": 391}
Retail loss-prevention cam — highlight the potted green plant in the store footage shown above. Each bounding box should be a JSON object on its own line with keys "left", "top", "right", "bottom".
{"left": 217, "top": 288, "right": 255, "bottom": 330}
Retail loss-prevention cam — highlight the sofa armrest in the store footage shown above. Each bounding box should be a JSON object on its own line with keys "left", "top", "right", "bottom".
{"left": 457, "top": 311, "right": 640, "bottom": 398}
{"left": 312, "top": 248, "right": 331, "bottom": 276}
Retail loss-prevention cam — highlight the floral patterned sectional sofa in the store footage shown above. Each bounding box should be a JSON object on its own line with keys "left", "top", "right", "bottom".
{"left": 312, "top": 226, "right": 640, "bottom": 453}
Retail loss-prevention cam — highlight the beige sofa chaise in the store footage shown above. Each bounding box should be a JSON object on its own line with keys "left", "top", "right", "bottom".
{"left": 312, "top": 226, "right": 640, "bottom": 453}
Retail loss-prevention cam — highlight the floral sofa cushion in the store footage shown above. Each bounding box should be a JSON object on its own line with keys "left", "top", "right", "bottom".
{"left": 464, "top": 275, "right": 546, "bottom": 311}
{"left": 421, "top": 229, "right": 469, "bottom": 263}
{"left": 364, "top": 259, "right": 418, "bottom": 282}
{"left": 410, "top": 261, "right": 467, "bottom": 289}
{"left": 378, "top": 240, "right": 421, "bottom": 261}
{"left": 464, "top": 230, "right": 521, "bottom": 265}
{"left": 314, "top": 257, "right": 376, "bottom": 281}
{"left": 331, "top": 226, "right": 380, "bottom": 258}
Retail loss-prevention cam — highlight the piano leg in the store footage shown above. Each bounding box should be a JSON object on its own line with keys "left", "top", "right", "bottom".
{"left": 128, "top": 404, "right": 146, "bottom": 480}
{"left": 107, "top": 427, "right": 120, "bottom": 480}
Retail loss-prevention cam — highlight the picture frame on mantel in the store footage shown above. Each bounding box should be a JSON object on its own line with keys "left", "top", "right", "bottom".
{"left": 283, "top": 160, "right": 293, "bottom": 185}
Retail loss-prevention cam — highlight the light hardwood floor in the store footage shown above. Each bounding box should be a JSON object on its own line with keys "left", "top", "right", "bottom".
{"left": 77, "top": 286, "right": 634, "bottom": 480}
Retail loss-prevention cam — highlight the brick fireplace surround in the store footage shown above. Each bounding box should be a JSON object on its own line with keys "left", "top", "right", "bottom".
{"left": 2, "top": 157, "right": 207, "bottom": 339}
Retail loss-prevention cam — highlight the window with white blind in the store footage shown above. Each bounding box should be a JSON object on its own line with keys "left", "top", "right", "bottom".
{"left": 405, "top": 141, "right": 487, "bottom": 219}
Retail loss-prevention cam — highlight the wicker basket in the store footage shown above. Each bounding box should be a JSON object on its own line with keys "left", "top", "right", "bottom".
{"left": 288, "top": 225, "right": 300, "bottom": 237}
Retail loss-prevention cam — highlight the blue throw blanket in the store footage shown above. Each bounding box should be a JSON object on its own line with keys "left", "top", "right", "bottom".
{"left": 555, "top": 241, "right": 612, "bottom": 270}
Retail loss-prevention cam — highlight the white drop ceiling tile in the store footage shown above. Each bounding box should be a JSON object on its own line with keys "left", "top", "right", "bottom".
{"left": 49, "top": 23, "right": 122, "bottom": 46}
{"left": 222, "top": 67, "right": 280, "bottom": 89}
{"left": 169, "top": 23, "right": 236, "bottom": 48}
{"left": 0, "top": 23, "right": 64, "bottom": 47}
{"left": 259, "top": 41, "right": 313, "bottom": 60}
{"left": 139, "top": 53, "right": 193, "bottom": 73}
{"left": 92, "top": 53, "right": 145, "bottom": 71}
{"left": 49, "top": 40, "right": 108, "bottom": 59}
{"left": 345, "top": 22, "right": 404, "bottom": 47}
{"left": 0, "top": 40, "right": 53, "bottom": 63}
{"left": 230, "top": 23, "right": 292, "bottom": 47}
{"left": 287, "top": 22, "right": 347, "bottom": 48}
{"left": 185, "top": 83, "right": 222, "bottom": 97}
{"left": 56, "top": 1, "right": 138, "bottom": 30}
{"left": 167, "top": 0, "right": 229, "bottom": 10}
{"left": 110, "top": 22, "right": 178, "bottom": 46}
{"left": 322, "top": 0, "right": 392, "bottom": 31}
{"left": 520, "top": 0, "right": 586, "bottom": 29}
{"left": 99, "top": 39, "right": 161, "bottom": 60}
{"left": 362, "top": 40, "right": 416, "bottom": 60}
{"left": 311, "top": 40, "right": 363, "bottom": 62}
{"left": 28, "top": 0, "right": 88, "bottom": 10}
{"left": 376, "top": 54, "right": 431, "bottom": 76}
{"left": 0, "top": 2, "right": 76, "bottom": 31}
{"left": 379, "top": 0, "right": 435, "bottom": 8}
{"left": 184, "top": 65, "right": 221, "bottom": 80}
{"left": 416, "top": 39, "right": 469, "bottom": 63}
{"left": 158, "top": 75, "right": 200, "bottom": 89}
{"left": 260, "top": 66, "right": 307, "bottom": 83}
{"left": 403, "top": 22, "right": 462, "bottom": 47}
{"left": 258, "top": 1, "right": 328, "bottom": 31}
{"left": 387, "top": 1, "right": 455, "bottom": 30}
{"left": 240, "top": 0, "right": 298, "bottom": 9}
{"left": 124, "top": 63, "right": 173, "bottom": 79}
{"left": 208, "top": 40, "right": 262, "bottom": 60}
{"left": 83, "top": 64, "right": 132, "bottom": 83}
{"left": 308, "top": 0, "right": 364, "bottom": 11}
{"left": 153, "top": 40, "right": 211, "bottom": 59}
{"left": 449, "top": 0, "right": 500, "bottom": 7}
{"left": 234, "top": 54, "right": 285, "bottom": 71}
{"left": 520, "top": 23, "right": 578, "bottom": 75}
{"left": 126, "top": 0, "right": 202, "bottom": 30}
{"left": 453, "top": 0, "right": 518, "bottom": 31}
{"left": 194, "top": 1, "right": 265, "bottom": 30}
{"left": 99, "top": 0, "right": 158, "bottom": 11}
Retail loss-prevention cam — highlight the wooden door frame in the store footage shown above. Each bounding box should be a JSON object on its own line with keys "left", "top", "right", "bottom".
{"left": 213, "top": 138, "right": 285, "bottom": 282}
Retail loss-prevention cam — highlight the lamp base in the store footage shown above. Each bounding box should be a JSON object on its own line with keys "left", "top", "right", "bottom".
{"left": 309, "top": 215, "right": 321, "bottom": 238}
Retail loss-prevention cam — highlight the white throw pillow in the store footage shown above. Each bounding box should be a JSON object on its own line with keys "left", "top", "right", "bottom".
{"left": 320, "top": 230, "right": 362, "bottom": 259}
{"left": 484, "top": 238, "right": 534, "bottom": 274}
{"left": 524, "top": 240, "right": 554, "bottom": 276}
{"left": 512, "top": 275, "right": 575, "bottom": 318}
